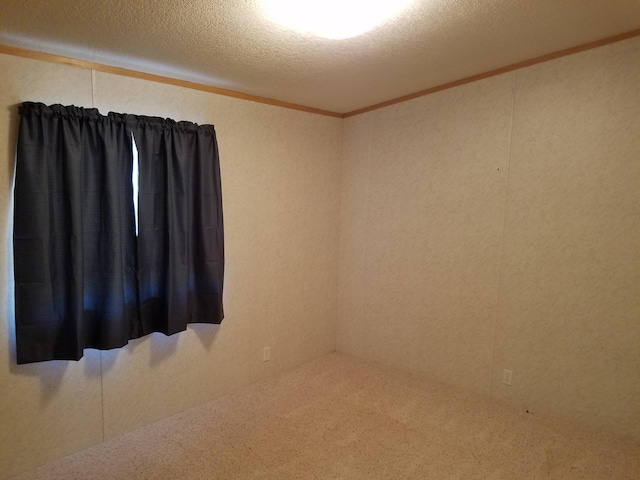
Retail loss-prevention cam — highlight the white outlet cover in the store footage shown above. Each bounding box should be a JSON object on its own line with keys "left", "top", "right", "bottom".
{"left": 502, "top": 369, "right": 513, "bottom": 386}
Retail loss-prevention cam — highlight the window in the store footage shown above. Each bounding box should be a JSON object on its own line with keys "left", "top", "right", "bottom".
{"left": 131, "top": 132, "right": 139, "bottom": 236}
{"left": 13, "top": 102, "right": 224, "bottom": 364}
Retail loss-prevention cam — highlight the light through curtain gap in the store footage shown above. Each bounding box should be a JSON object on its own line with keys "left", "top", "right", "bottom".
{"left": 131, "top": 132, "right": 139, "bottom": 236}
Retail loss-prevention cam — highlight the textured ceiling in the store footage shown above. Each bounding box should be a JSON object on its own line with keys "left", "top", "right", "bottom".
{"left": 1, "top": 0, "right": 640, "bottom": 114}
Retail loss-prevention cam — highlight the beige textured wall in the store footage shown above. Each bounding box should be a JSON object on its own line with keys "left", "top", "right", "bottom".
{"left": 337, "top": 74, "right": 513, "bottom": 395}
{"left": 1, "top": 33, "right": 639, "bottom": 480}
{"left": 337, "top": 37, "right": 640, "bottom": 438}
{"left": 0, "top": 55, "right": 342, "bottom": 479}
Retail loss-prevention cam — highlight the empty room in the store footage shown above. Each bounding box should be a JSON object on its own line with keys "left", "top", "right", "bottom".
{"left": 0, "top": 1, "right": 639, "bottom": 479}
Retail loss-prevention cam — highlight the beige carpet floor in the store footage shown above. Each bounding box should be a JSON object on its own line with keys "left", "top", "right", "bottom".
{"left": 12, "top": 353, "right": 640, "bottom": 480}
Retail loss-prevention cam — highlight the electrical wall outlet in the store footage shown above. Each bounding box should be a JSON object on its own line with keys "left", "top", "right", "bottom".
{"left": 263, "top": 346, "right": 271, "bottom": 362}
{"left": 502, "top": 369, "right": 513, "bottom": 386}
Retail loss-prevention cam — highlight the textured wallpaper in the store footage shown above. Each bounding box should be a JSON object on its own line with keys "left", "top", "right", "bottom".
{"left": 337, "top": 36, "right": 640, "bottom": 438}
{"left": 0, "top": 56, "right": 342, "bottom": 479}
{"left": 1, "top": 33, "right": 639, "bottom": 480}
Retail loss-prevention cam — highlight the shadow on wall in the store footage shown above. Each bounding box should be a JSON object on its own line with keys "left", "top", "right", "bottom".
{"left": 150, "top": 324, "right": 221, "bottom": 367}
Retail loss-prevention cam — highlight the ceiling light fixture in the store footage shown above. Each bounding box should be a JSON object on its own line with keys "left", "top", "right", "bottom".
{"left": 260, "top": 0, "right": 413, "bottom": 40}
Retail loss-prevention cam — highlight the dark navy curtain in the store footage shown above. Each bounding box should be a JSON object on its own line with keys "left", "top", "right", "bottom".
{"left": 128, "top": 115, "right": 224, "bottom": 338}
{"left": 13, "top": 102, "right": 224, "bottom": 364}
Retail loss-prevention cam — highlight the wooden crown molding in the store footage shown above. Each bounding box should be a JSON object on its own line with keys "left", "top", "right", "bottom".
{"left": 1, "top": 27, "right": 639, "bottom": 119}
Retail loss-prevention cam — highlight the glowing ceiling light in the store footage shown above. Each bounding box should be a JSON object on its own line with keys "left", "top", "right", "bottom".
{"left": 260, "top": 0, "right": 413, "bottom": 40}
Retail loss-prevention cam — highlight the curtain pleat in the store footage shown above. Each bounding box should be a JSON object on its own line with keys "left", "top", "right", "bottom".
{"left": 14, "top": 103, "right": 224, "bottom": 364}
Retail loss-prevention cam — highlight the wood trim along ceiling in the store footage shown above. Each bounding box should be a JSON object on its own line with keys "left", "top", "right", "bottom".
{"left": 1, "top": 27, "right": 639, "bottom": 119}
{"left": 0, "top": 44, "right": 343, "bottom": 118}
{"left": 342, "top": 28, "right": 640, "bottom": 117}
